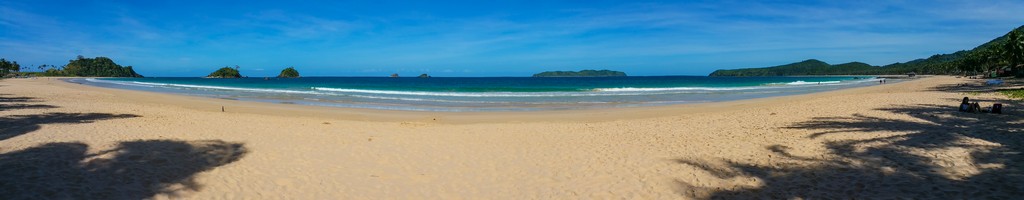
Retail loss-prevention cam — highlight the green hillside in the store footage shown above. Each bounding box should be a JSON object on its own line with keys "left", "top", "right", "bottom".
{"left": 709, "top": 60, "right": 881, "bottom": 76}
{"left": 709, "top": 25, "right": 1024, "bottom": 76}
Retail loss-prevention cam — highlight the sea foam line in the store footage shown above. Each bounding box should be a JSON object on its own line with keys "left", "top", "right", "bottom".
{"left": 87, "top": 78, "right": 867, "bottom": 100}
{"left": 310, "top": 87, "right": 727, "bottom": 97}
{"left": 592, "top": 86, "right": 762, "bottom": 92}
{"left": 783, "top": 80, "right": 842, "bottom": 85}
{"left": 86, "top": 78, "right": 325, "bottom": 95}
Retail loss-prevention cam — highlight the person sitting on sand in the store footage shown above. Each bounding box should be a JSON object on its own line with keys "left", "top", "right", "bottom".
{"left": 959, "top": 97, "right": 971, "bottom": 112}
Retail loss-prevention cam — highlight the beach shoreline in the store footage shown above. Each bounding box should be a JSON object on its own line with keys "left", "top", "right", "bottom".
{"left": 53, "top": 76, "right": 914, "bottom": 123}
{"left": 70, "top": 76, "right": 884, "bottom": 112}
{"left": 2, "top": 76, "right": 1021, "bottom": 199}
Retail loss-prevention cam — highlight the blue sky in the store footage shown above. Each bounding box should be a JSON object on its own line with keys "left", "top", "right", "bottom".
{"left": 1, "top": 0, "right": 1023, "bottom": 77}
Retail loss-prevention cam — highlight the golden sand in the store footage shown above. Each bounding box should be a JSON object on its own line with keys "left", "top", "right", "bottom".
{"left": 1, "top": 76, "right": 1021, "bottom": 199}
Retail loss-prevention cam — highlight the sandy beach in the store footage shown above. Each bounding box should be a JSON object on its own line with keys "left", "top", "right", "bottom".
{"left": 1, "top": 76, "right": 1021, "bottom": 199}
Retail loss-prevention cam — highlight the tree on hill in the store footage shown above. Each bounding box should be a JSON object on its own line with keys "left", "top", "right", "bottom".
{"left": 60, "top": 56, "right": 143, "bottom": 77}
{"left": 207, "top": 66, "right": 242, "bottom": 78}
{"left": 708, "top": 25, "right": 1024, "bottom": 77}
{"left": 1003, "top": 28, "right": 1024, "bottom": 75}
{"left": 277, "top": 67, "right": 300, "bottom": 78}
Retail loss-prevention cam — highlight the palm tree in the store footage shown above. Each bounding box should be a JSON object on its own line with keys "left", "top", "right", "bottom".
{"left": 1003, "top": 29, "right": 1024, "bottom": 76}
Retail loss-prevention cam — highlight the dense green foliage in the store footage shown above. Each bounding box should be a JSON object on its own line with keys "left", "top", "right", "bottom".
{"left": 3, "top": 56, "right": 142, "bottom": 77}
{"left": 710, "top": 25, "right": 1024, "bottom": 77}
{"left": 533, "top": 70, "right": 627, "bottom": 77}
{"left": 277, "top": 67, "right": 300, "bottom": 78}
{"left": 62, "top": 56, "right": 143, "bottom": 77}
{"left": 0, "top": 58, "right": 21, "bottom": 77}
{"left": 709, "top": 60, "right": 879, "bottom": 76}
{"left": 207, "top": 66, "right": 242, "bottom": 78}
{"left": 40, "top": 65, "right": 68, "bottom": 76}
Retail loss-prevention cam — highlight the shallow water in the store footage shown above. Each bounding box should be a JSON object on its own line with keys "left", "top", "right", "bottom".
{"left": 72, "top": 76, "right": 885, "bottom": 111}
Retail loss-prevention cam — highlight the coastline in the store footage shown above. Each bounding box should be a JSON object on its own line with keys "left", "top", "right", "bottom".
{"left": 2, "top": 76, "right": 1021, "bottom": 199}
{"left": 54, "top": 76, "right": 910, "bottom": 123}
{"left": 73, "top": 76, "right": 881, "bottom": 112}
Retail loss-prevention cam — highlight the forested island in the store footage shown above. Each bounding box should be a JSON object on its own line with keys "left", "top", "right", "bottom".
{"left": 533, "top": 70, "right": 627, "bottom": 77}
{"left": 62, "top": 56, "right": 144, "bottom": 77}
{"left": 207, "top": 66, "right": 242, "bottom": 78}
{"left": 278, "top": 67, "right": 300, "bottom": 78}
{"left": 2, "top": 56, "right": 143, "bottom": 77}
{"left": 710, "top": 25, "right": 1024, "bottom": 77}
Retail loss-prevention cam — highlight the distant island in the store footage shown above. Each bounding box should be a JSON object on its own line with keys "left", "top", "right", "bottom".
{"left": 278, "top": 67, "right": 300, "bottom": 78}
{"left": 207, "top": 66, "right": 242, "bottom": 78}
{"left": 709, "top": 25, "right": 1024, "bottom": 77}
{"left": 533, "top": 70, "right": 627, "bottom": 77}
{"left": 418, "top": 74, "right": 430, "bottom": 78}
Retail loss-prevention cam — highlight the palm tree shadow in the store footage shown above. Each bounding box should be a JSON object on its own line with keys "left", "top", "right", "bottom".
{"left": 0, "top": 112, "right": 140, "bottom": 141}
{"left": 0, "top": 104, "right": 59, "bottom": 111}
{"left": 0, "top": 139, "right": 248, "bottom": 199}
{"left": 2, "top": 94, "right": 134, "bottom": 141}
{"left": 928, "top": 78, "right": 1024, "bottom": 93}
{"left": 928, "top": 79, "right": 992, "bottom": 93}
{"left": 675, "top": 103, "right": 1024, "bottom": 199}
{"left": 0, "top": 94, "right": 248, "bottom": 199}
{"left": 0, "top": 94, "right": 41, "bottom": 103}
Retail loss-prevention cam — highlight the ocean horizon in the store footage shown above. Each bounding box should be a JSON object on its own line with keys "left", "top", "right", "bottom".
{"left": 73, "top": 76, "right": 884, "bottom": 111}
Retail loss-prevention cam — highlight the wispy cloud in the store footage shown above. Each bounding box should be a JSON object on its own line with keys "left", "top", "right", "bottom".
{"left": 234, "top": 10, "right": 362, "bottom": 39}
{"left": 1, "top": 0, "right": 1022, "bottom": 76}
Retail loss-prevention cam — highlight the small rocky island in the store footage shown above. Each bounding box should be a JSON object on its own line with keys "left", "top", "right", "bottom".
{"left": 278, "top": 67, "right": 300, "bottom": 78}
{"left": 532, "top": 70, "right": 626, "bottom": 77}
{"left": 206, "top": 66, "right": 242, "bottom": 78}
{"left": 418, "top": 74, "right": 430, "bottom": 78}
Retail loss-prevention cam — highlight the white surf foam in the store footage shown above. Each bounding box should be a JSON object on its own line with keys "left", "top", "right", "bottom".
{"left": 592, "top": 86, "right": 763, "bottom": 92}
{"left": 86, "top": 78, "right": 324, "bottom": 95}
{"left": 311, "top": 87, "right": 724, "bottom": 97}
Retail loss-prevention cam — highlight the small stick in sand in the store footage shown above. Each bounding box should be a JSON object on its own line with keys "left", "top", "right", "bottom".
{"left": 221, "top": 106, "right": 225, "bottom": 112}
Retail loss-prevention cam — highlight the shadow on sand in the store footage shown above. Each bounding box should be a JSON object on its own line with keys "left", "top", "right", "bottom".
{"left": 1, "top": 94, "right": 137, "bottom": 141}
{"left": 0, "top": 103, "right": 58, "bottom": 112}
{"left": 0, "top": 95, "right": 40, "bottom": 103}
{"left": 675, "top": 102, "right": 1024, "bottom": 198}
{"left": 1, "top": 94, "right": 58, "bottom": 111}
{"left": 928, "top": 78, "right": 1024, "bottom": 93}
{"left": 1, "top": 94, "right": 249, "bottom": 199}
{"left": 0, "top": 139, "right": 248, "bottom": 199}
{"left": 0, "top": 112, "right": 141, "bottom": 141}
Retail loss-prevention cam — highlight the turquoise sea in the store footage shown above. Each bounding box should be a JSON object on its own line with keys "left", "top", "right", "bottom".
{"left": 72, "top": 76, "right": 882, "bottom": 111}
